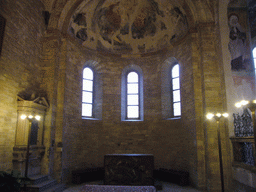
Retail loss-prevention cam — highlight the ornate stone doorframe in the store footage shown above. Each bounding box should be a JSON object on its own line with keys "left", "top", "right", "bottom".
{"left": 13, "top": 96, "right": 49, "bottom": 177}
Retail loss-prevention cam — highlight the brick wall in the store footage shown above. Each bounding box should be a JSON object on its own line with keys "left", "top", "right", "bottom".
{"left": 0, "top": 0, "right": 45, "bottom": 171}
{"left": 59, "top": 37, "right": 196, "bottom": 183}
{"left": 1, "top": 1, "right": 252, "bottom": 190}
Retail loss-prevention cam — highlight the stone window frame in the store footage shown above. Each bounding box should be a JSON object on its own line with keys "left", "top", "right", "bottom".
{"left": 121, "top": 65, "right": 144, "bottom": 121}
{"left": 161, "top": 57, "right": 181, "bottom": 119}
{"left": 82, "top": 61, "right": 102, "bottom": 120}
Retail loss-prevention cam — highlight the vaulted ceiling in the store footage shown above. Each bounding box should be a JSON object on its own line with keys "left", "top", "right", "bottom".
{"left": 41, "top": 0, "right": 216, "bottom": 55}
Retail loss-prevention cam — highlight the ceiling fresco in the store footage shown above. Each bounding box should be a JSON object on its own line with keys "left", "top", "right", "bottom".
{"left": 69, "top": 0, "right": 189, "bottom": 55}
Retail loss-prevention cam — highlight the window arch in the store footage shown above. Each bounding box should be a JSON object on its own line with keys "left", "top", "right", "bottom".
{"left": 82, "top": 67, "right": 94, "bottom": 117}
{"left": 121, "top": 65, "right": 143, "bottom": 121}
{"left": 161, "top": 58, "right": 181, "bottom": 119}
{"left": 82, "top": 61, "right": 102, "bottom": 120}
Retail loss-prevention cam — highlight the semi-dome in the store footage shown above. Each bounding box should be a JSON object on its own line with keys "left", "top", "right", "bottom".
{"left": 69, "top": 0, "right": 189, "bottom": 55}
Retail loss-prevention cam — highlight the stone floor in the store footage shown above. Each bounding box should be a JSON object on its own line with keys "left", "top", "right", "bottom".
{"left": 64, "top": 180, "right": 202, "bottom": 192}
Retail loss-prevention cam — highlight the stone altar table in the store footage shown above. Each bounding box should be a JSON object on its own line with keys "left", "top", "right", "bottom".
{"left": 104, "top": 154, "right": 154, "bottom": 186}
{"left": 81, "top": 184, "right": 156, "bottom": 192}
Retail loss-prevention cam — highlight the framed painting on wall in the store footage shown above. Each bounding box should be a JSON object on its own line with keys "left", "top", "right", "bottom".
{"left": 0, "top": 14, "right": 6, "bottom": 57}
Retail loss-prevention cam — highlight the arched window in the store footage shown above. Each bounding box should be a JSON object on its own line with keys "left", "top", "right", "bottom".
{"left": 121, "top": 65, "right": 143, "bottom": 121}
{"left": 127, "top": 71, "right": 139, "bottom": 119}
{"left": 171, "top": 64, "right": 181, "bottom": 117}
{"left": 82, "top": 67, "right": 94, "bottom": 117}
{"left": 161, "top": 58, "right": 181, "bottom": 119}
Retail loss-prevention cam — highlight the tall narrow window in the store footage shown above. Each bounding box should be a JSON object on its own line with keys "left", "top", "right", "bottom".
{"left": 126, "top": 71, "right": 139, "bottom": 119}
{"left": 82, "top": 67, "right": 94, "bottom": 117}
{"left": 253, "top": 47, "right": 256, "bottom": 75}
{"left": 171, "top": 64, "right": 181, "bottom": 117}
{"left": 121, "top": 65, "right": 143, "bottom": 121}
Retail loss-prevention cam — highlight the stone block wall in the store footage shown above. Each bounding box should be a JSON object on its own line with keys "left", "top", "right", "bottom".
{"left": 0, "top": 0, "right": 45, "bottom": 171}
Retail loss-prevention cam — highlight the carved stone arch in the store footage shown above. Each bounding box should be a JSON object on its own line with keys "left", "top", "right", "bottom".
{"left": 46, "top": 0, "right": 95, "bottom": 32}
{"left": 57, "top": 0, "right": 86, "bottom": 33}
{"left": 46, "top": 0, "right": 76, "bottom": 30}
{"left": 185, "top": 0, "right": 215, "bottom": 24}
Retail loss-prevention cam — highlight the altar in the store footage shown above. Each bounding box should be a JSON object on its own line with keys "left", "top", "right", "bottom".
{"left": 81, "top": 184, "right": 156, "bottom": 192}
{"left": 104, "top": 154, "right": 154, "bottom": 186}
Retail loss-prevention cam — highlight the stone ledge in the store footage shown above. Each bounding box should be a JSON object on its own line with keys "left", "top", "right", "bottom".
{"left": 233, "top": 166, "right": 256, "bottom": 189}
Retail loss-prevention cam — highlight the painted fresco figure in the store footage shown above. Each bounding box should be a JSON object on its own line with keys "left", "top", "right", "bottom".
{"left": 228, "top": 14, "right": 246, "bottom": 70}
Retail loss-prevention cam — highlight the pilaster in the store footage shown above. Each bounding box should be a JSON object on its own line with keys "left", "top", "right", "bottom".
{"left": 40, "top": 30, "right": 65, "bottom": 183}
{"left": 192, "top": 22, "right": 232, "bottom": 191}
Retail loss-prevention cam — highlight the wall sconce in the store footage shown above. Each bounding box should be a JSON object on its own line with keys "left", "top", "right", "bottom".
{"left": 206, "top": 112, "right": 229, "bottom": 121}
{"left": 235, "top": 100, "right": 256, "bottom": 109}
{"left": 206, "top": 112, "right": 228, "bottom": 192}
{"left": 20, "top": 114, "right": 41, "bottom": 178}
{"left": 20, "top": 114, "right": 41, "bottom": 121}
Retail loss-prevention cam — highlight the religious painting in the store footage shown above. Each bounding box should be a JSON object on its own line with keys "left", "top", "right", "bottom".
{"left": 227, "top": 0, "right": 252, "bottom": 71}
{"left": 228, "top": 0, "right": 256, "bottom": 106}
{"left": 0, "top": 14, "right": 6, "bottom": 57}
{"left": 228, "top": 14, "right": 247, "bottom": 70}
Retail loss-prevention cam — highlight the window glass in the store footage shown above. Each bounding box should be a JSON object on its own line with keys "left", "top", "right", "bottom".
{"left": 173, "top": 103, "right": 181, "bottom": 116}
{"left": 127, "top": 84, "right": 138, "bottom": 94}
{"left": 127, "top": 71, "right": 139, "bottom": 119}
{"left": 82, "top": 67, "right": 94, "bottom": 117}
{"left": 253, "top": 47, "right": 256, "bottom": 58}
{"left": 83, "top": 80, "right": 93, "bottom": 91}
{"left": 82, "top": 91, "right": 93, "bottom": 103}
{"left": 172, "top": 65, "right": 179, "bottom": 78}
{"left": 173, "top": 90, "right": 180, "bottom": 102}
{"left": 82, "top": 104, "right": 92, "bottom": 117}
{"left": 127, "top": 106, "right": 139, "bottom": 118}
{"left": 83, "top": 68, "right": 93, "bottom": 80}
{"left": 127, "top": 95, "right": 139, "bottom": 105}
{"left": 128, "top": 72, "right": 138, "bottom": 82}
{"left": 253, "top": 48, "right": 256, "bottom": 72}
{"left": 171, "top": 64, "right": 181, "bottom": 117}
{"left": 172, "top": 78, "right": 180, "bottom": 90}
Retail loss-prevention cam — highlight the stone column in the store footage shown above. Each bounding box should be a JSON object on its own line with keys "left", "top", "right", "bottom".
{"left": 53, "top": 38, "right": 67, "bottom": 182}
{"left": 191, "top": 28, "right": 207, "bottom": 190}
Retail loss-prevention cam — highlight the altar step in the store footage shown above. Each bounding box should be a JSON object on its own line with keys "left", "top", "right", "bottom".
{"left": 23, "top": 174, "right": 66, "bottom": 192}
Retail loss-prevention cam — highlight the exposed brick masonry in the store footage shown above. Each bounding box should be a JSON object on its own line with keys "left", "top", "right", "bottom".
{"left": 0, "top": 0, "right": 45, "bottom": 171}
